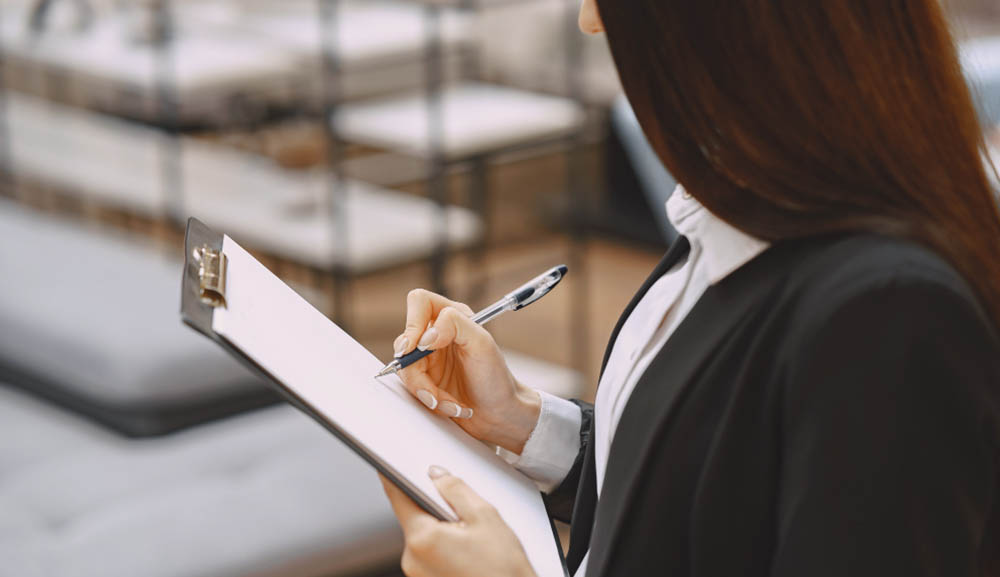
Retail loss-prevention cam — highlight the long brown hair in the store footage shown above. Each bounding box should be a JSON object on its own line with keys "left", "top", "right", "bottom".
{"left": 597, "top": 1, "right": 1000, "bottom": 330}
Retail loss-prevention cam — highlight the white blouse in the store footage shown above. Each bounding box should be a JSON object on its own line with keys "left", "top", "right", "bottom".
{"left": 498, "top": 185, "right": 769, "bottom": 577}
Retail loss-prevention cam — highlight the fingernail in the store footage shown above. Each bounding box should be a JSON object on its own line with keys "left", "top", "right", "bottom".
{"left": 428, "top": 465, "right": 449, "bottom": 479}
{"left": 439, "top": 401, "right": 472, "bottom": 419}
{"left": 416, "top": 390, "right": 438, "bottom": 410}
{"left": 417, "top": 328, "right": 438, "bottom": 351}
{"left": 393, "top": 335, "right": 410, "bottom": 358}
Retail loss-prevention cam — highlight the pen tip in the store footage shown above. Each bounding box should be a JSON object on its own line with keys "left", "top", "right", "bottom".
{"left": 374, "top": 366, "right": 395, "bottom": 378}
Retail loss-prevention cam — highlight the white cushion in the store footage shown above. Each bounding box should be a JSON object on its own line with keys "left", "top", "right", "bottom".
{"left": 333, "top": 83, "right": 585, "bottom": 160}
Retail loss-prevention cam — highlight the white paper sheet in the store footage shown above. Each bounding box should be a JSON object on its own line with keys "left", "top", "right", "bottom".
{"left": 212, "top": 236, "right": 565, "bottom": 577}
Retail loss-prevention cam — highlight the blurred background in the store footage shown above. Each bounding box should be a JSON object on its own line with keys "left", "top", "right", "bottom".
{"left": 0, "top": 1, "right": 997, "bottom": 576}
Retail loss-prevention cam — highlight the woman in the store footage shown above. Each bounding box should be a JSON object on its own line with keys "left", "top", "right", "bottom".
{"left": 380, "top": 1, "right": 1000, "bottom": 575}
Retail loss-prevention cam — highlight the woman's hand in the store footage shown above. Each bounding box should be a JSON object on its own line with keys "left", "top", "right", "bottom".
{"left": 380, "top": 468, "right": 536, "bottom": 577}
{"left": 393, "top": 289, "right": 540, "bottom": 454}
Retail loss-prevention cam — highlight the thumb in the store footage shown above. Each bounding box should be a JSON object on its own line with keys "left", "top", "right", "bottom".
{"left": 428, "top": 466, "right": 494, "bottom": 522}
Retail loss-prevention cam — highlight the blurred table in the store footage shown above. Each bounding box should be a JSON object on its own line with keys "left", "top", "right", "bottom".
{"left": 0, "top": 1, "right": 300, "bottom": 127}
{"left": 0, "top": 0, "right": 474, "bottom": 127}
{"left": 4, "top": 93, "right": 483, "bottom": 274}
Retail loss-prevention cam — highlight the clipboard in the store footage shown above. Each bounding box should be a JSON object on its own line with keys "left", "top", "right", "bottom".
{"left": 180, "top": 218, "right": 569, "bottom": 577}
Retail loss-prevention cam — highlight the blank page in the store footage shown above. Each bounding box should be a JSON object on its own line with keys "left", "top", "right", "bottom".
{"left": 212, "top": 236, "right": 565, "bottom": 577}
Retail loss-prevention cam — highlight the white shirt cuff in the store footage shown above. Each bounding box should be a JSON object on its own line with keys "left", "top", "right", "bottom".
{"left": 496, "top": 390, "right": 582, "bottom": 493}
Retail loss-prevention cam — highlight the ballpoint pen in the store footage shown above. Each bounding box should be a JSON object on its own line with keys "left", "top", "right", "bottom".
{"left": 374, "top": 264, "right": 569, "bottom": 378}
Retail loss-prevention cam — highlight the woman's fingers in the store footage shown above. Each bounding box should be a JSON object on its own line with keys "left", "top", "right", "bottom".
{"left": 398, "top": 369, "right": 441, "bottom": 411}
{"left": 391, "top": 290, "right": 483, "bottom": 421}
{"left": 428, "top": 466, "right": 495, "bottom": 523}
{"left": 397, "top": 367, "right": 457, "bottom": 410}
{"left": 417, "top": 306, "right": 494, "bottom": 356}
{"left": 398, "top": 290, "right": 473, "bottom": 358}
{"left": 385, "top": 470, "right": 535, "bottom": 577}
{"left": 397, "top": 367, "right": 475, "bottom": 419}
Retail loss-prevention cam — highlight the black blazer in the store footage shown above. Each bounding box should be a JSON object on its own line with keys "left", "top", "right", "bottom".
{"left": 546, "top": 233, "right": 1000, "bottom": 577}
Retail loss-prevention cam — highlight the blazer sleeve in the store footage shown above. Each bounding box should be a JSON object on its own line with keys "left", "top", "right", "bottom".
{"left": 772, "top": 276, "right": 1000, "bottom": 577}
{"left": 543, "top": 399, "right": 594, "bottom": 523}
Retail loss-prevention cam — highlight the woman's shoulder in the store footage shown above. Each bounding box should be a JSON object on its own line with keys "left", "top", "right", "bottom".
{"left": 792, "top": 233, "right": 969, "bottom": 293}
{"left": 771, "top": 233, "right": 1000, "bottom": 450}
{"left": 780, "top": 232, "right": 987, "bottom": 324}
{"left": 763, "top": 233, "right": 1000, "bottom": 369}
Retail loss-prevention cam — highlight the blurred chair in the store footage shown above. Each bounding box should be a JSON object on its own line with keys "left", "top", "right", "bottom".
{"left": 0, "top": 385, "right": 404, "bottom": 577}
{"left": 1, "top": 0, "right": 301, "bottom": 128}
{"left": 2, "top": 0, "right": 472, "bottom": 128}
{"left": 328, "top": 0, "right": 588, "bottom": 300}
{"left": 0, "top": 199, "right": 273, "bottom": 436}
{"left": 3, "top": 93, "right": 484, "bottom": 276}
{"left": 183, "top": 0, "right": 471, "bottom": 106}
{"left": 27, "top": 0, "right": 94, "bottom": 35}
{"left": 962, "top": 36, "right": 1000, "bottom": 127}
{"left": 609, "top": 95, "right": 678, "bottom": 245}
{"left": 333, "top": 84, "right": 583, "bottom": 163}
{"left": 961, "top": 36, "right": 1000, "bottom": 193}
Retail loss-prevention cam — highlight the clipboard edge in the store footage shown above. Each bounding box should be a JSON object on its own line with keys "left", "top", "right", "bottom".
{"left": 179, "top": 218, "right": 458, "bottom": 524}
{"left": 213, "top": 330, "right": 459, "bottom": 524}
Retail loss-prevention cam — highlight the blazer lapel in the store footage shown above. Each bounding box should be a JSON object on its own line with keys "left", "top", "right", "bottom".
{"left": 565, "top": 237, "right": 691, "bottom": 574}
{"left": 585, "top": 240, "right": 806, "bottom": 577}
{"left": 566, "top": 236, "right": 691, "bottom": 574}
{"left": 599, "top": 237, "right": 691, "bottom": 376}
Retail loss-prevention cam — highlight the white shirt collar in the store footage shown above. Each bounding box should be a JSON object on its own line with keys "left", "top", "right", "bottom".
{"left": 665, "top": 185, "right": 770, "bottom": 285}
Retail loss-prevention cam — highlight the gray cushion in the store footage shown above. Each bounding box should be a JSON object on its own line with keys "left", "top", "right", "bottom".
{"left": 0, "top": 385, "right": 402, "bottom": 577}
{"left": 0, "top": 201, "right": 273, "bottom": 436}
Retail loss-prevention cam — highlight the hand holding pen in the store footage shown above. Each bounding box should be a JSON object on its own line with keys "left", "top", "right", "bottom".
{"left": 381, "top": 266, "right": 567, "bottom": 455}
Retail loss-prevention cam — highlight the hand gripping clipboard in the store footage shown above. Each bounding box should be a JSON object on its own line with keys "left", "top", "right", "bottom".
{"left": 180, "top": 218, "right": 569, "bottom": 577}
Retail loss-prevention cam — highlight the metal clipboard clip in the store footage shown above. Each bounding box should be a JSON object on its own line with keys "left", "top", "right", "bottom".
{"left": 192, "top": 244, "right": 228, "bottom": 308}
